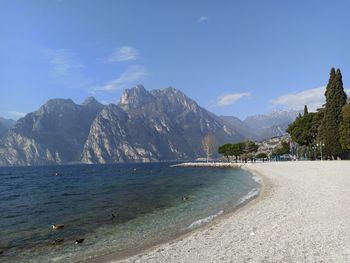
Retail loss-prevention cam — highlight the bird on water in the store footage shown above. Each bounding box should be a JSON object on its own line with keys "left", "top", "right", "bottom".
{"left": 52, "top": 224, "right": 64, "bottom": 230}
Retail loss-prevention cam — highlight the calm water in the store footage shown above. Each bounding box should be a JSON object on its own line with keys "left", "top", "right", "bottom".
{"left": 0, "top": 163, "right": 260, "bottom": 262}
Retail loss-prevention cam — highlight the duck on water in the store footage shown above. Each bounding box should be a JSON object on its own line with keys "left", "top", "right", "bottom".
{"left": 75, "top": 238, "right": 85, "bottom": 244}
{"left": 52, "top": 224, "right": 64, "bottom": 230}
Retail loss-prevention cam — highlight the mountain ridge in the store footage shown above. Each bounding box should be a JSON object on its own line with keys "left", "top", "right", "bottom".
{"left": 0, "top": 86, "right": 300, "bottom": 166}
{"left": 0, "top": 86, "right": 244, "bottom": 166}
{"left": 81, "top": 86, "right": 243, "bottom": 164}
{"left": 0, "top": 98, "right": 104, "bottom": 166}
{"left": 221, "top": 109, "right": 300, "bottom": 141}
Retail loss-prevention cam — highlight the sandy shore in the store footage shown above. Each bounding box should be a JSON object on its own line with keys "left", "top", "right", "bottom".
{"left": 112, "top": 161, "right": 350, "bottom": 263}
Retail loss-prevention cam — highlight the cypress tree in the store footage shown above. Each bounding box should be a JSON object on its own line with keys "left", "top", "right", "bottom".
{"left": 304, "top": 105, "right": 308, "bottom": 115}
{"left": 340, "top": 103, "right": 350, "bottom": 152}
{"left": 321, "top": 68, "right": 347, "bottom": 158}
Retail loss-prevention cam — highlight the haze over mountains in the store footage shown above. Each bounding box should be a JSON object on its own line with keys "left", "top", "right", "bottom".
{"left": 0, "top": 86, "right": 298, "bottom": 166}
{"left": 222, "top": 110, "right": 300, "bottom": 141}
{"left": 0, "top": 117, "right": 16, "bottom": 139}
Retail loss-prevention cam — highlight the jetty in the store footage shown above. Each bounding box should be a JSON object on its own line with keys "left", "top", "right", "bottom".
{"left": 170, "top": 162, "right": 244, "bottom": 168}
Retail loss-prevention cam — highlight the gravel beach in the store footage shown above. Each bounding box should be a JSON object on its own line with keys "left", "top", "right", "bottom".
{"left": 113, "top": 161, "right": 350, "bottom": 263}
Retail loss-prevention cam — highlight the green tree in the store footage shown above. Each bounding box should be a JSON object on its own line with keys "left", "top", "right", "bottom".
{"left": 320, "top": 68, "right": 347, "bottom": 158}
{"left": 241, "top": 140, "right": 258, "bottom": 162}
{"left": 230, "top": 143, "right": 243, "bottom": 162}
{"left": 339, "top": 103, "right": 350, "bottom": 151}
{"left": 218, "top": 144, "right": 232, "bottom": 161}
{"left": 243, "top": 140, "right": 258, "bottom": 153}
{"left": 274, "top": 141, "right": 290, "bottom": 155}
{"left": 256, "top": 152, "right": 267, "bottom": 159}
{"left": 304, "top": 105, "right": 308, "bottom": 115}
{"left": 218, "top": 141, "right": 257, "bottom": 162}
{"left": 218, "top": 143, "right": 244, "bottom": 162}
{"left": 287, "top": 111, "right": 323, "bottom": 146}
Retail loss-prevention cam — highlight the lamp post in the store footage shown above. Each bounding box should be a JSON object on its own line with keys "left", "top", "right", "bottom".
{"left": 317, "top": 142, "right": 325, "bottom": 160}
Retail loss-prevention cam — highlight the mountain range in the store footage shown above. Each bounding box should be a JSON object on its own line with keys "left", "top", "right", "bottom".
{"left": 0, "top": 86, "right": 299, "bottom": 166}
{"left": 221, "top": 110, "right": 300, "bottom": 141}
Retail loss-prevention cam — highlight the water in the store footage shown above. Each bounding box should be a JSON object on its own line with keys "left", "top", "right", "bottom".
{"left": 0, "top": 163, "right": 260, "bottom": 262}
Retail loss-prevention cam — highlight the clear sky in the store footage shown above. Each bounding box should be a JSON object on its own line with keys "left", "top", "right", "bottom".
{"left": 1, "top": 0, "right": 349, "bottom": 120}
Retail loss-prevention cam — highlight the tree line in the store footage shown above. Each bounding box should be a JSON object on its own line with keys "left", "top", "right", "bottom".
{"left": 218, "top": 140, "right": 258, "bottom": 162}
{"left": 287, "top": 68, "right": 350, "bottom": 159}
{"left": 217, "top": 140, "right": 291, "bottom": 162}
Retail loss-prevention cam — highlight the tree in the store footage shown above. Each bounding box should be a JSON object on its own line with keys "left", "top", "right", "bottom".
{"left": 274, "top": 141, "right": 290, "bottom": 155}
{"left": 287, "top": 111, "right": 323, "bottom": 146}
{"left": 241, "top": 140, "right": 258, "bottom": 162}
{"left": 218, "top": 144, "right": 231, "bottom": 162}
{"left": 320, "top": 68, "right": 347, "bottom": 158}
{"left": 256, "top": 152, "right": 267, "bottom": 159}
{"left": 218, "top": 143, "right": 243, "bottom": 162}
{"left": 218, "top": 140, "right": 258, "bottom": 163}
{"left": 202, "top": 135, "right": 216, "bottom": 162}
{"left": 304, "top": 105, "right": 308, "bottom": 115}
{"left": 340, "top": 103, "right": 350, "bottom": 152}
{"left": 243, "top": 140, "right": 258, "bottom": 153}
{"left": 230, "top": 143, "right": 243, "bottom": 162}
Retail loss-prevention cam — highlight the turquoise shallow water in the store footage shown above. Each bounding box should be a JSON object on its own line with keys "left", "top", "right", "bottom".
{"left": 0, "top": 163, "right": 260, "bottom": 262}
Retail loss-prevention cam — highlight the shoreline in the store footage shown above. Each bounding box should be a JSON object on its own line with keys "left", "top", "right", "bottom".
{"left": 110, "top": 161, "right": 350, "bottom": 262}
{"left": 84, "top": 163, "right": 264, "bottom": 263}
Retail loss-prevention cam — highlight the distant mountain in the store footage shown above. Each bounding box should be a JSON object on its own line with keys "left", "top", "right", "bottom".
{"left": 0, "top": 98, "right": 104, "bottom": 166}
{"left": 243, "top": 110, "right": 300, "bottom": 140}
{"left": 0, "top": 117, "right": 16, "bottom": 139}
{"left": 0, "top": 86, "right": 244, "bottom": 166}
{"left": 81, "top": 86, "right": 244, "bottom": 163}
{"left": 220, "top": 116, "right": 256, "bottom": 140}
{"left": 221, "top": 110, "right": 300, "bottom": 141}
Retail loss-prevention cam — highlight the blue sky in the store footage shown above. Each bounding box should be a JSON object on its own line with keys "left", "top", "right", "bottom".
{"left": 1, "top": 0, "right": 349, "bottom": 120}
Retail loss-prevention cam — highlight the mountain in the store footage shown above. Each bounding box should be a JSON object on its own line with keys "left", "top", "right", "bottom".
{"left": 220, "top": 116, "right": 256, "bottom": 140}
{"left": 0, "top": 87, "right": 244, "bottom": 166}
{"left": 0, "top": 98, "right": 104, "bottom": 166}
{"left": 81, "top": 86, "right": 244, "bottom": 164}
{"left": 221, "top": 110, "right": 300, "bottom": 141}
{"left": 243, "top": 110, "right": 300, "bottom": 140}
{"left": 0, "top": 117, "right": 16, "bottom": 139}
{"left": 0, "top": 87, "right": 302, "bottom": 166}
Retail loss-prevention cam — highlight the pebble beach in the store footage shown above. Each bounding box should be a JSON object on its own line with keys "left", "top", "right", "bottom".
{"left": 113, "top": 161, "right": 350, "bottom": 263}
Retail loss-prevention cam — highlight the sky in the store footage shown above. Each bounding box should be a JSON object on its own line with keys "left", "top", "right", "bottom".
{"left": 0, "top": 0, "right": 349, "bottom": 120}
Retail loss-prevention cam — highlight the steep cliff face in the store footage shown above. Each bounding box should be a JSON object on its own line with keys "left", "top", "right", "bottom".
{"left": 0, "top": 98, "right": 103, "bottom": 166}
{"left": 81, "top": 86, "right": 244, "bottom": 164}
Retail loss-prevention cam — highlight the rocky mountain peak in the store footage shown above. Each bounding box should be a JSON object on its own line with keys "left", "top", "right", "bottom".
{"left": 82, "top": 96, "right": 101, "bottom": 106}
{"left": 160, "top": 86, "right": 180, "bottom": 94}
{"left": 38, "top": 98, "right": 76, "bottom": 114}
{"left": 82, "top": 97, "right": 104, "bottom": 113}
{"left": 119, "top": 85, "right": 154, "bottom": 110}
{"left": 151, "top": 87, "right": 200, "bottom": 113}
